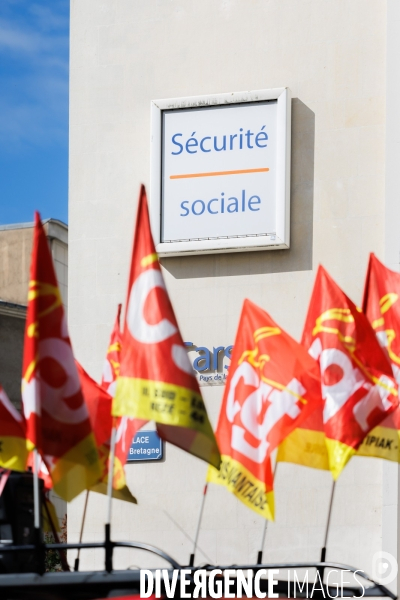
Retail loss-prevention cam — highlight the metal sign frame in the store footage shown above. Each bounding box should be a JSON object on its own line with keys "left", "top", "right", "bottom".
{"left": 150, "top": 88, "right": 291, "bottom": 257}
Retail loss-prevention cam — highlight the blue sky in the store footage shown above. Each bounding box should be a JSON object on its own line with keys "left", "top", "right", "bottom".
{"left": 0, "top": 0, "right": 69, "bottom": 225}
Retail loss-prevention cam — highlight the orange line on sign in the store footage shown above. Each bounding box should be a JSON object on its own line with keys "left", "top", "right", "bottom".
{"left": 170, "top": 167, "right": 270, "bottom": 179}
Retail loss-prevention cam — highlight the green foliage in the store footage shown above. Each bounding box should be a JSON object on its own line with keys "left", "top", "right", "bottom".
{"left": 44, "top": 514, "right": 67, "bottom": 573}
{"left": 44, "top": 531, "right": 63, "bottom": 572}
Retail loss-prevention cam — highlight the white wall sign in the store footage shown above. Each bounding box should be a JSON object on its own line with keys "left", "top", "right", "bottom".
{"left": 150, "top": 88, "right": 291, "bottom": 256}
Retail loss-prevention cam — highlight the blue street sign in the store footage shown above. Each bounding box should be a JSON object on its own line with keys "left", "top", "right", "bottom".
{"left": 127, "top": 430, "right": 163, "bottom": 462}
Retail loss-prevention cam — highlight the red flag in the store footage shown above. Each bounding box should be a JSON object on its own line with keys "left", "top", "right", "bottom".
{"left": 302, "top": 265, "right": 398, "bottom": 478}
{"left": 357, "top": 254, "right": 400, "bottom": 461}
{"left": 99, "top": 305, "right": 146, "bottom": 480}
{"left": 208, "top": 299, "right": 322, "bottom": 518}
{"left": 114, "top": 416, "right": 146, "bottom": 474}
{"left": 76, "top": 362, "right": 137, "bottom": 502}
{"left": 78, "top": 361, "right": 112, "bottom": 448}
{"left": 21, "top": 212, "right": 101, "bottom": 501}
{"left": 101, "top": 304, "right": 122, "bottom": 397}
{"left": 362, "top": 254, "right": 400, "bottom": 380}
{"left": 0, "top": 384, "right": 28, "bottom": 471}
{"left": 112, "top": 186, "right": 220, "bottom": 468}
{"left": 27, "top": 452, "right": 53, "bottom": 490}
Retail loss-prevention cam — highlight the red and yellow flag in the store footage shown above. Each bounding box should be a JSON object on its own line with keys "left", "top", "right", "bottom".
{"left": 277, "top": 406, "right": 329, "bottom": 471}
{"left": 208, "top": 299, "right": 322, "bottom": 519}
{"left": 27, "top": 452, "right": 53, "bottom": 490}
{"left": 302, "top": 265, "right": 398, "bottom": 478}
{"left": 101, "top": 304, "right": 122, "bottom": 397}
{"left": 357, "top": 254, "right": 400, "bottom": 461}
{"left": 0, "top": 384, "right": 28, "bottom": 471}
{"left": 77, "top": 361, "right": 114, "bottom": 449}
{"left": 112, "top": 186, "right": 220, "bottom": 469}
{"left": 77, "top": 362, "right": 137, "bottom": 503}
{"left": 113, "top": 416, "right": 146, "bottom": 476}
{"left": 100, "top": 304, "right": 146, "bottom": 473}
{"left": 21, "top": 213, "right": 101, "bottom": 501}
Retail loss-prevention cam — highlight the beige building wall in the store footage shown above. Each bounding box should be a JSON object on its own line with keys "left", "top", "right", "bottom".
{"left": 0, "top": 220, "right": 68, "bottom": 307}
{"left": 0, "top": 225, "right": 34, "bottom": 305}
{"left": 68, "top": 0, "right": 396, "bottom": 583}
{"left": 46, "top": 220, "right": 69, "bottom": 312}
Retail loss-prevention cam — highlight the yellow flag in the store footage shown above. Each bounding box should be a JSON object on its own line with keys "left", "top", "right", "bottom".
{"left": 0, "top": 385, "right": 28, "bottom": 471}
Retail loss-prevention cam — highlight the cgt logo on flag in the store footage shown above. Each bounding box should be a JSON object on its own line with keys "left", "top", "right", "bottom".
{"left": 21, "top": 212, "right": 101, "bottom": 502}
{"left": 227, "top": 326, "right": 310, "bottom": 464}
{"left": 309, "top": 309, "right": 395, "bottom": 431}
{"left": 112, "top": 185, "right": 220, "bottom": 469}
{"left": 303, "top": 266, "right": 398, "bottom": 479}
{"left": 356, "top": 253, "right": 400, "bottom": 463}
{"left": 363, "top": 253, "right": 400, "bottom": 384}
{"left": 208, "top": 299, "right": 322, "bottom": 519}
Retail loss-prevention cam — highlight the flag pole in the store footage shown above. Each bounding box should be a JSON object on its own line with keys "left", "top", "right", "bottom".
{"left": 42, "top": 490, "right": 70, "bottom": 571}
{"left": 74, "top": 490, "right": 90, "bottom": 571}
{"left": 257, "top": 462, "right": 278, "bottom": 564}
{"left": 320, "top": 479, "right": 336, "bottom": 563}
{"left": 257, "top": 518, "right": 269, "bottom": 565}
{"left": 33, "top": 448, "right": 44, "bottom": 574}
{"left": 105, "top": 422, "right": 117, "bottom": 572}
{"left": 189, "top": 483, "right": 208, "bottom": 566}
{"left": 33, "top": 448, "right": 40, "bottom": 529}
